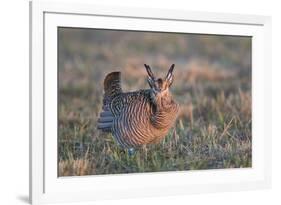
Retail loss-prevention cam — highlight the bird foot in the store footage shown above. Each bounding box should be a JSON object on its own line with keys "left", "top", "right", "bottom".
{"left": 128, "top": 148, "right": 135, "bottom": 156}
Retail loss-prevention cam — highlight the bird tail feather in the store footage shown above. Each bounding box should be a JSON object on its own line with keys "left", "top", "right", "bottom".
{"left": 97, "top": 72, "right": 122, "bottom": 132}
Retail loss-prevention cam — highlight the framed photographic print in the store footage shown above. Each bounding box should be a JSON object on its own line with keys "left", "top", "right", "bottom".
{"left": 30, "top": 1, "right": 271, "bottom": 204}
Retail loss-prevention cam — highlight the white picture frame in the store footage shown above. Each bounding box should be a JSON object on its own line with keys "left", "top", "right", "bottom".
{"left": 30, "top": 1, "right": 272, "bottom": 204}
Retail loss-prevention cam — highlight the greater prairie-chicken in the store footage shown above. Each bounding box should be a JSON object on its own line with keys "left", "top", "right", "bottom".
{"left": 97, "top": 64, "right": 179, "bottom": 149}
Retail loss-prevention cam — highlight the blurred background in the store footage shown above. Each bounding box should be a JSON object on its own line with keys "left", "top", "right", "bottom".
{"left": 58, "top": 28, "right": 252, "bottom": 176}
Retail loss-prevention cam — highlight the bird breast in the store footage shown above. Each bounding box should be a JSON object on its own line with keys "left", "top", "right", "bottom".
{"left": 111, "top": 93, "right": 179, "bottom": 148}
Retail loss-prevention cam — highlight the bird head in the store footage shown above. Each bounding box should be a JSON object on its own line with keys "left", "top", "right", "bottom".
{"left": 144, "top": 64, "right": 175, "bottom": 97}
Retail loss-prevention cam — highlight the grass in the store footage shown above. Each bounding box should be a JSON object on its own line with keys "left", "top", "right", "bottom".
{"left": 58, "top": 28, "right": 252, "bottom": 176}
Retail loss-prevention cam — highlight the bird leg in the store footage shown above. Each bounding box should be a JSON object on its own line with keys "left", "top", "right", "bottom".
{"left": 128, "top": 148, "right": 135, "bottom": 157}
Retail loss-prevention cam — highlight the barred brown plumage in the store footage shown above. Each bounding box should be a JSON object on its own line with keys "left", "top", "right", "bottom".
{"left": 97, "top": 64, "right": 179, "bottom": 149}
